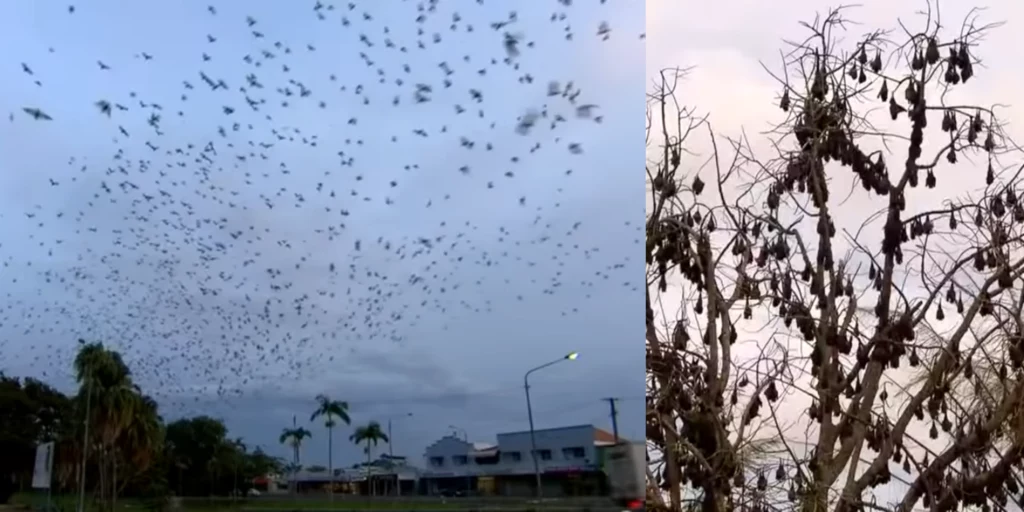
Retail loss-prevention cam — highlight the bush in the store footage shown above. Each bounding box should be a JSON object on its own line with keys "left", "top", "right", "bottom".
{"left": 0, "top": 474, "right": 16, "bottom": 504}
{"left": 139, "top": 477, "right": 171, "bottom": 512}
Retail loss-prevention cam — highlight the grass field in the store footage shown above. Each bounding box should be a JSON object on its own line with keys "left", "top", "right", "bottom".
{"left": 9, "top": 494, "right": 616, "bottom": 512}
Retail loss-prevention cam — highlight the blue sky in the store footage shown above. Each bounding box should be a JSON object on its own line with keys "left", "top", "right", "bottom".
{"left": 0, "top": 0, "right": 643, "bottom": 467}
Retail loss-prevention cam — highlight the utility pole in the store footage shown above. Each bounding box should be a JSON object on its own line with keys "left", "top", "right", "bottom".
{"left": 385, "top": 413, "right": 412, "bottom": 496}
{"left": 291, "top": 415, "right": 297, "bottom": 496}
{"left": 603, "top": 398, "right": 619, "bottom": 442}
{"left": 525, "top": 376, "right": 542, "bottom": 498}
{"left": 77, "top": 377, "right": 92, "bottom": 512}
{"left": 387, "top": 419, "right": 395, "bottom": 497}
{"left": 448, "top": 426, "right": 472, "bottom": 495}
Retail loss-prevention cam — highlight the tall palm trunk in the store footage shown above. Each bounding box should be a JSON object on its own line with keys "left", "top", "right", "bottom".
{"left": 365, "top": 443, "right": 372, "bottom": 497}
{"left": 99, "top": 446, "right": 108, "bottom": 512}
{"left": 112, "top": 449, "right": 118, "bottom": 511}
{"left": 292, "top": 442, "right": 300, "bottom": 496}
{"left": 328, "top": 428, "right": 334, "bottom": 502}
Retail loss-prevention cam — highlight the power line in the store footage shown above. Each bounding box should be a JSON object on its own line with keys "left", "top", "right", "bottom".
{"left": 346, "top": 385, "right": 525, "bottom": 406}
{"left": 345, "top": 384, "right": 624, "bottom": 407}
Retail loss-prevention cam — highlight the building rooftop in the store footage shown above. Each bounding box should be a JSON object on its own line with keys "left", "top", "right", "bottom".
{"left": 423, "top": 434, "right": 493, "bottom": 456}
{"left": 593, "top": 427, "right": 623, "bottom": 443}
{"left": 470, "top": 446, "right": 499, "bottom": 457}
{"left": 495, "top": 424, "right": 629, "bottom": 444}
{"left": 425, "top": 424, "right": 630, "bottom": 460}
{"left": 287, "top": 463, "right": 422, "bottom": 482}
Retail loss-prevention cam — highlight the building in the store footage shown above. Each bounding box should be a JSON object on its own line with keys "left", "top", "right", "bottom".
{"left": 420, "top": 424, "right": 620, "bottom": 497}
{"left": 285, "top": 455, "right": 423, "bottom": 495}
{"left": 418, "top": 435, "right": 493, "bottom": 495}
{"left": 251, "top": 473, "right": 286, "bottom": 494}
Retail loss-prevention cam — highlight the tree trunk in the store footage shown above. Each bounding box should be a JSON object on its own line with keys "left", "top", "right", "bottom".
{"left": 366, "top": 444, "right": 372, "bottom": 497}
{"left": 701, "top": 488, "right": 727, "bottom": 512}
{"left": 98, "top": 447, "right": 106, "bottom": 512}
{"left": 105, "top": 448, "right": 113, "bottom": 512}
{"left": 328, "top": 428, "right": 334, "bottom": 502}
{"left": 76, "top": 454, "right": 83, "bottom": 499}
{"left": 293, "top": 444, "right": 300, "bottom": 496}
{"left": 800, "top": 485, "right": 829, "bottom": 512}
{"left": 112, "top": 451, "right": 118, "bottom": 511}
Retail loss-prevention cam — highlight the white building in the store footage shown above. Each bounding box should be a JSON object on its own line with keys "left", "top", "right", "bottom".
{"left": 286, "top": 455, "right": 423, "bottom": 495}
{"left": 421, "top": 424, "right": 620, "bottom": 496}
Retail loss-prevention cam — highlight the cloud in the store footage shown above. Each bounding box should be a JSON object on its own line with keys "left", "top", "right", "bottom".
{"left": 0, "top": 0, "right": 643, "bottom": 468}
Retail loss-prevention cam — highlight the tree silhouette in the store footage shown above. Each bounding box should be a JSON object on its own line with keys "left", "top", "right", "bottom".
{"left": 646, "top": 5, "right": 1024, "bottom": 512}
{"left": 350, "top": 421, "right": 388, "bottom": 496}
{"left": 311, "top": 393, "right": 350, "bottom": 500}
{"left": 279, "top": 425, "right": 312, "bottom": 495}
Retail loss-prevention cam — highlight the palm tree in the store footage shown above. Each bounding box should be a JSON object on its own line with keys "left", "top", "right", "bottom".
{"left": 279, "top": 425, "right": 312, "bottom": 494}
{"left": 74, "top": 342, "right": 128, "bottom": 388}
{"left": 101, "top": 385, "right": 141, "bottom": 508}
{"left": 350, "top": 422, "right": 388, "bottom": 496}
{"left": 311, "top": 394, "right": 351, "bottom": 501}
{"left": 73, "top": 342, "right": 139, "bottom": 512}
{"left": 114, "top": 392, "right": 163, "bottom": 501}
{"left": 205, "top": 451, "right": 221, "bottom": 496}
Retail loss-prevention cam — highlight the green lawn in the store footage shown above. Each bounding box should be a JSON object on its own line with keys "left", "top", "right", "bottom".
{"left": 9, "top": 495, "right": 605, "bottom": 512}
{"left": 197, "top": 501, "right": 470, "bottom": 511}
{"left": 9, "top": 492, "right": 89, "bottom": 512}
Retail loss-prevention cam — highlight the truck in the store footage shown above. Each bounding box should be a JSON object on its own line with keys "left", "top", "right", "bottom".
{"left": 604, "top": 441, "right": 646, "bottom": 510}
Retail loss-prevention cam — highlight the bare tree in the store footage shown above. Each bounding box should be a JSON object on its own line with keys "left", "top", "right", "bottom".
{"left": 647, "top": 5, "right": 1024, "bottom": 512}
{"left": 646, "top": 65, "right": 794, "bottom": 512}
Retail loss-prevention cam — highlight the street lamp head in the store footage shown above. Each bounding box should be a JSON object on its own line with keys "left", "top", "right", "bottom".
{"left": 565, "top": 352, "right": 579, "bottom": 361}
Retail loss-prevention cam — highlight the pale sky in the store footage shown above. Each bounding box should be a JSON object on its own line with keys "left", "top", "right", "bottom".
{"left": 0, "top": 1, "right": 644, "bottom": 468}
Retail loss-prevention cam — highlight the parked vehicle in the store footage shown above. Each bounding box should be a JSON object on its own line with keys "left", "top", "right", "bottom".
{"left": 605, "top": 441, "right": 645, "bottom": 511}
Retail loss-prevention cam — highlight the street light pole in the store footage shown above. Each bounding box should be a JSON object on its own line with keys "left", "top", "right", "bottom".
{"left": 385, "top": 413, "right": 412, "bottom": 496}
{"left": 523, "top": 352, "right": 578, "bottom": 500}
{"left": 77, "top": 377, "right": 92, "bottom": 512}
{"left": 386, "top": 412, "right": 412, "bottom": 458}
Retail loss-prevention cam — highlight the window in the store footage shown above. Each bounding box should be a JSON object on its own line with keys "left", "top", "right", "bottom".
{"left": 429, "top": 456, "right": 444, "bottom": 467}
{"left": 562, "top": 447, "right": 586, "bottom": 459}
{"left": 452, "top": 455, "right": 468, "bottom": 466}
{"left": 474, "top": 454, "right": 500, "bottom": 465}
{"left": 534, "top": 449, "right": 553, "bottom": 461}
{"left": 502, "top": 451, "right": 521, "bottom": 462}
